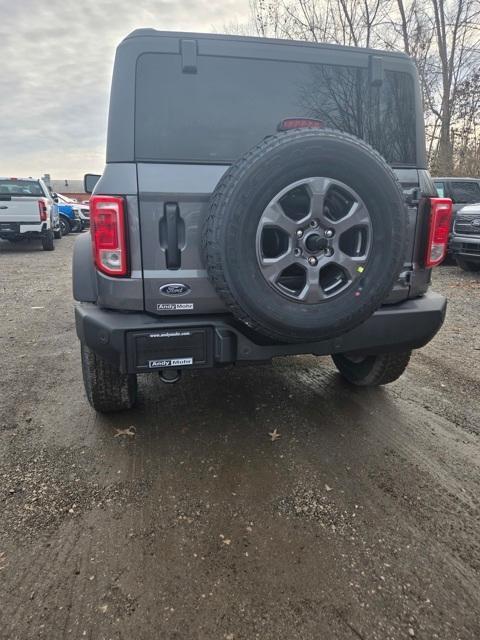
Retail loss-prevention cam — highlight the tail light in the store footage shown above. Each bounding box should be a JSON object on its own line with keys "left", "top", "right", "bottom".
{"left": 277, "top": 118, "right": 324, "bottom": 131}
{"left": 90, "top": 195, "right": 128, "bottom": 276}
{"left": 38, "top": 199, "right": 48, "bottom": 222}
{"left": 425, "top": 197, "right": 453, "bottom": 267}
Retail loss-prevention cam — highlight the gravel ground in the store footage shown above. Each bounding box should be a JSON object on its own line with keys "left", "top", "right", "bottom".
{"left": 0, "top": 235, "right": 479, "bottom": 640}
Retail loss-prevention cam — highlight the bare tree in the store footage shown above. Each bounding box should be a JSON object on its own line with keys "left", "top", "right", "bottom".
{"left": 452, "top": 70, "right": 480, "bottom": 174}
{"left": 427, "top": 0, "right": 480, "bottom": 173}
{"left": 386, "top": 3, "right": 439, "bottom": 164}
{"left": 238, "top": 0, "right": 393, "bottom": 46}
{"left": 233, "top": 0, "right": 480, "bottom": 175}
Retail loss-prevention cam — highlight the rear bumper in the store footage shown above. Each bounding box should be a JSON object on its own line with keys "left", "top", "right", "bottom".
{"left": 450, "top": 235, "right": 480, "bottom": 261}
{"left": 0, "top": 221, "right": 48, "bottom": 237}
{"left": 75, "top": 292, "right": 447, "bottom": 374}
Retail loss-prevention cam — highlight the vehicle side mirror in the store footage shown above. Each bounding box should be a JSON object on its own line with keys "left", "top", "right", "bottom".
{"left": 84, "top": 173, "right": 101, "bottom": 194}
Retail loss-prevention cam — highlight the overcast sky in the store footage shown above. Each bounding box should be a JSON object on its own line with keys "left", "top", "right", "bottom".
{"left": 0, "top": 0, "right": 250, "bottom": 179}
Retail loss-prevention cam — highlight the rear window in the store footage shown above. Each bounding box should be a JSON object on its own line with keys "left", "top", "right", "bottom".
{"left": 0, "top": 179, "right": 43, "bottom": 197}
{"left": 135, "top": 54, "right": 416, "bottom": 166}
{"left": 450, "top": 181, "right": 480, "bottom": 204}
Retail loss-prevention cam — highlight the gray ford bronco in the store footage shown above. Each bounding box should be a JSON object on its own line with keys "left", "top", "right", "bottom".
{"left": 74, "top": 30, "right": 451, "bottom": 413}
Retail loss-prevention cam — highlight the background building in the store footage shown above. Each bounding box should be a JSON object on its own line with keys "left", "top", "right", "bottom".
{"left": 42, "top": 175, "right": 88, "bottom": 201}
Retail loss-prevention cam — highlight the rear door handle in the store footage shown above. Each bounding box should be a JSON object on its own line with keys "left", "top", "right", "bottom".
{"left": 164, "top": 202, "right": 181, "bottom": 269}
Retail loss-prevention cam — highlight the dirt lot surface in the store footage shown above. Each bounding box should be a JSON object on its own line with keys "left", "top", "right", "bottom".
{"left": 0, "top": 235, "right": 479, "bottom": 640}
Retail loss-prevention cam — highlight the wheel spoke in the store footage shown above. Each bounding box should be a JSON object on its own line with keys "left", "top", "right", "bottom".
{"left": 260, "top": 202, "right": 298, "bottom": 235}
{"left": 333, "top": 252, "right": 365, "bottom": 281}
{"left": 260, "top": 251, "right": 297, "bottom": 283}
{"left": 298, "top": 267, "right": 326, "bottom": 303}
{"left": 333, "top": 201, "right": 371, "bottom": 234}
{"left": 307, "top": 177, "right": 332, "bottom": 223}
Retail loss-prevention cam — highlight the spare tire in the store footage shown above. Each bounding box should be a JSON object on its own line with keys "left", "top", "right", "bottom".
{"left": 203, "top": 129, "right": 407, "bottom": 343}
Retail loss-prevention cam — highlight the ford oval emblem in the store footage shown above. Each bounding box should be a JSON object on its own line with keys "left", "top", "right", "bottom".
{"left": 159, "top": 283, "right": 191, "bottom": 296}
{"left": 472, "top": 218, "right": 480, "bottom": 227}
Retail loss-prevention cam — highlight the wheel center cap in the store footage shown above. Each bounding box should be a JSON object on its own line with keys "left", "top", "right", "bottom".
{"left": 305, "top": 233, "right": 328, "bottom": 253}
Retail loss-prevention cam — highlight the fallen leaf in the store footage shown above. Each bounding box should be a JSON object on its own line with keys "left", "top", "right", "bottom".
{"left": 114, "top": 426, "right": 136, "bottom": 438}
{"left": 325, "top": 484, "right": 333, "bottom": 492}
{"left": 268, "top": 428, "right": 281, "bottom": 442}
{"left": 222, "top": 539, "right": 231, "bottom": 545}
{"left": 0, "top": 552, "right": 7, "bottom": 570}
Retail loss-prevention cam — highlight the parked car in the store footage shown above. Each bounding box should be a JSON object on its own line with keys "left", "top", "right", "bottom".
{"left": 76, "top": 201, "right": 90, "bottom": 230}
{"left": 64, "top": 195, "right": 90, "bottom": 230}
{"left": 449, "top": 202, "right": 480, "bottom": 272}
{"left": 0, "top": 177, "right": 60, "bottom": 250}
{"left": 433, "top": 178, "right": 480, "bottom": 213}
{"left": 433, "top": 177, "right": 480, "bottom": 260}
{"left": 74, "top": 30, "right": 451, "bottom": 412}
{"left": 51, "top": 193, "right": 81, "bottom": 236}
{"left": 52, "top": 193, "right": 90, "bottom": 235}
{"left": 52, "top": 193, "right": 80, "bottom": 235}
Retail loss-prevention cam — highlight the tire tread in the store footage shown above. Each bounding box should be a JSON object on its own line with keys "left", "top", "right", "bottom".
{"left": 42, "top": 230, "right": 55, "bottom": 251}
{"left": 332, "top": 351, "right": 411, "bottom": 386}
{"left": 81, "top": 344, "right": 137, "bottom": 412}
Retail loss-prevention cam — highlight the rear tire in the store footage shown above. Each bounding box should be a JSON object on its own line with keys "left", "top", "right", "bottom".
{"left": 42, "top": 230, "right": 55, "bottom": 251}
{"left": 332, "top": 351, "right": 411, "bottom": 386}
{"left": 54, "top": 226, "right": 62, "bottom": 239}
{"left": 81, "top": 343, "right": 137, "bottom": 413}
{"left": 455, "top": 257, "right": 480, "bottom": 272}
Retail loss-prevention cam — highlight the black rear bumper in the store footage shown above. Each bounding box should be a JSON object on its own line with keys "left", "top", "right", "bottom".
{"left": 450, "top": 235, "right": 480, "bottom": 262}
{"left": 0, "top": 221, "right": 48, "bottom": 239}
{"left": 75, "top": 292, "right": 447, "bottom": 374}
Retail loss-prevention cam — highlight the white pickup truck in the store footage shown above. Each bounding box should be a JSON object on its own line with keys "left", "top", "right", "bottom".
{"left": 0, "top": 177, "right": 61, "bottom": 250}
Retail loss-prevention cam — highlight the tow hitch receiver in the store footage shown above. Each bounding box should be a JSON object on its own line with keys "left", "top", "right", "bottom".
{"left": 159, "top": 369, "right": 182, "bottom": 384}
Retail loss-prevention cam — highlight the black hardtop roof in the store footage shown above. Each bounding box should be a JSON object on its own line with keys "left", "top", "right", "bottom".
{"left": 122, "top": 28, "right": 413, "bottom": 62}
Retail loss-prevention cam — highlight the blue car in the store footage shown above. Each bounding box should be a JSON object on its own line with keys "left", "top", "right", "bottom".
{"left": 52, "top": 193, "right": 82, "bottom": 235}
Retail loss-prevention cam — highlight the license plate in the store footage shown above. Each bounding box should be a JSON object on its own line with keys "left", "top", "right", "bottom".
{"left": 127, "top": 327, "right": 212, "bottom": 372}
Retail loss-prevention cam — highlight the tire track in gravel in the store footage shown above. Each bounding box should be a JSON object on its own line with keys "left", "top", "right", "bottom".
{"left": 273, "top": 359, "right": 480, "bottom": 611}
